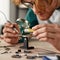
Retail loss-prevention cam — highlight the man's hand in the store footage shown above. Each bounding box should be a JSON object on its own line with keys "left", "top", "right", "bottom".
{"left": 32, "top": 24, "right": 60, "bottom": 51}
{"left": 2, "top": 22, "right": 20, "bottom": 44}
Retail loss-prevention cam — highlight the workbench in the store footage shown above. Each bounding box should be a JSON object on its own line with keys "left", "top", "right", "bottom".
{"left": 0, "top": 39, "right": 60, "bottom": 60}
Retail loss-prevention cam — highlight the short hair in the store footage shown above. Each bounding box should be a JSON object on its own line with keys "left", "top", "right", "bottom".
{"left": 12, "top": 0, "right": 52, "bottom": 6}
{"left": 12, "top": 0, "right": 22, "bottom": 6}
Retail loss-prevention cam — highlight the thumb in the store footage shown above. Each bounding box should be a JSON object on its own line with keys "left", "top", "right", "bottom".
{"left": 0, "top": 35, "right": 4, "bottom": 39}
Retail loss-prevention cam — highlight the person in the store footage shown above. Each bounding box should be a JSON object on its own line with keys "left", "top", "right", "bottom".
{"left": 2, "top": 0, "right": 60, "bottom": 51}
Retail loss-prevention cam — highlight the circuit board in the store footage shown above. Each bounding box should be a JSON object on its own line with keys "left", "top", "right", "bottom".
{"left": 0, "top": 40, "right": 60, "bottom": 60}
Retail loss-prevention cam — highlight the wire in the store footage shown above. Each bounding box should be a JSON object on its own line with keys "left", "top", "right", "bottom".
{"left": 0, "top": 10, "right": 8, "bottom": 21}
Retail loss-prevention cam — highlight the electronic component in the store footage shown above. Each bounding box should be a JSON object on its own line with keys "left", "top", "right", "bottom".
{"left": 24, "top": 53, "right": 27, "bottom": 56}
{"left": 24, "top": 50, "right": 31, "bottom": 53}
{"left": 28, "top": 46, "right": 34, "bottom": 49}
{"left": 36, "top": 54, "right": 42, "bottom": 58}
{"left": 5, "top": 47, "right": 10, "bottom": 51}
{"left": 26, "top": 55, "right": 36, "bottom": 59}
{"left": 1, "top": 51, "right": 8, "bottom": 54}
{"left": 12, "top": 55, "right": 21, "bottom": 58}
{"left": 18, "top": 49, "right": 21, "bottom": 52}
{"left": 20, "top": 36, "right": 34, "bottom": 50}
{"left": 16, "top": 51, "right": 19, "bottom": 54}
{"left": 24, "top": 37, "right": 28, "bottom": 49}
{"left": 12, "top": 51, "right": 21, "bottom": 58}
{"left": 19, "top": 36, "right": 29, "bottom": 49}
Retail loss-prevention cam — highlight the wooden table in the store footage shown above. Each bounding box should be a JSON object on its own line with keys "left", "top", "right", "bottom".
{"left": 0, "top": 39, "right": 60, "bottom": 60}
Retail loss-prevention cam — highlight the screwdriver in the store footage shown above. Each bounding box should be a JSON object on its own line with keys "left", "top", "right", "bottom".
{"left": 7, "top": 21, "right": 19, "bottom": 33}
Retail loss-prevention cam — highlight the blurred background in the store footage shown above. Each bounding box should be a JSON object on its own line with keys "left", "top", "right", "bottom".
{"left": 0, "top": 0, "right": 28, "bottom": 25}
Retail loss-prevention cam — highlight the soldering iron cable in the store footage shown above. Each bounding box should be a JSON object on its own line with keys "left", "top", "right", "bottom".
{"left": 0, "top": 10, "right": 8, "bottom": 21}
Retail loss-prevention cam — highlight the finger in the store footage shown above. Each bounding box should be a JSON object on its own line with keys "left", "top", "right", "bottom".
{"left": 32, "top": 24, "right": 47, "bottom": 30}
{"left": 3, "top": 27, "right": 16, "bottom": 34}
{"left": 0, "top": 35, "right": 4, "bottom": 39}
{"left": 39, "top": 37, "right": 54, "bottom": 42}
{"left": 4, "top": 37, "right": 18, "bottom": 44}
{"left": 10, "top": 37, "right": 18, "bottom": 44}
{"left": 13, "top": 23, "right": 20, "bottom": 33}
{"left": 32, "top": 27, "right": 47, "bottom": 36}
{"left": 36, "top": 32, "right": 55, "bottom": 40}
{"left": 39, "top": 37, "right": 48, "bottom": 41}
{"left": 46, "top": 24, "right": 59, "bottom": 28}
{"left": 4, "top": 33, "right": 19, "bottom": 38}
{"left": 47, "top": 33, "right": 56, "bottom": 39}
{"left": 55, "top": 33, "right": 60, "bottom": 39}
{"left": 47, "top": 24, "right": 60, "bottom": 33}
{"left": 5, "top": 22, "right": 13, "bottom": 28}
{"left": 36, "top": 32, "right": 47, "bottom": 39}
{"left": 4, "top": 38, "right": 11, "bottom": 43}
{"left": 46, "top": 26, "right": 56, "bottom": 33}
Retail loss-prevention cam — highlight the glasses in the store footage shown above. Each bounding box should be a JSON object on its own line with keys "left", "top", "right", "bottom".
{"left": 22, "top": 0, "right": 46, "bottom": 13}
{"left": 23, "top": 3, "right": 33, "bottom": 8}
{"left": 21, "top": 0, "right": 35, "bottom": 8}
{"left": 21, "top": 0, "right": 50, "bottom": 13}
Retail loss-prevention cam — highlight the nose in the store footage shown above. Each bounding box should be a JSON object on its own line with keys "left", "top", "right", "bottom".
{"left": 32, "top": 5, "right": 37, "bottom": 14}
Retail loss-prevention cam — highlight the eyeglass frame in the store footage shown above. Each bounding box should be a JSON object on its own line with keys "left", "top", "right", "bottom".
{"left": 21, "top": 0, "right": 35, "bottom": 8}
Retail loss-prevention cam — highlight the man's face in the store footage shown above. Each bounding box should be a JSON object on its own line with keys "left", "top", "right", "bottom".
{"left": 24, "top": 0, "right": 57, "bottom": 20}
{"left": 24, "top": 0, "right": 34, "bottom": 3}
